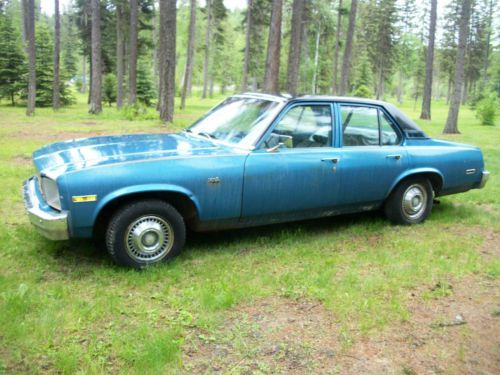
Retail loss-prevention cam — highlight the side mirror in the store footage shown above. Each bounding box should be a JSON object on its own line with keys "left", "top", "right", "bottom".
{"left": 267, "top": 142, "right": 284, "bottom": 153}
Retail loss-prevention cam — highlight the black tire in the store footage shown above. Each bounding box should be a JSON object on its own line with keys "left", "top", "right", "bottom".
{"left": 105, "top": 200, "right": 186, "bottom": 268}
{"left": 384, "top": 178, "right": 433, "bottom": 225}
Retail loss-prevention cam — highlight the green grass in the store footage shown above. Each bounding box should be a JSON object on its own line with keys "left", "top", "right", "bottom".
{"left": 0, "top": 94, "right": 498, "bottom": 373}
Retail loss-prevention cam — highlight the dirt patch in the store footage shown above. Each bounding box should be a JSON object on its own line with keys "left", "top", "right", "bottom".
{"left": 183, "top": 274, "right": 500, "bottom": 374}
{"left": 11, "top": 129, "right": 103, "bottom": 144}
{"left": 341, "top": 276, "right": 499, "bottom": 375}
{"left": 480, "top": 228, "right": 500, "bottom": 262}
{"left": 183, "top": 298, "right": 341, "bottom": 374}
{"left": 11, "top": 154, "right": 32, "bottom": 166}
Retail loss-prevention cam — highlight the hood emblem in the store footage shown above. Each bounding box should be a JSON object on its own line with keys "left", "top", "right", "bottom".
{"left": 208, "top": 177, "right": 221, "bottom": 185}
{"left": 72, "top": 195, "right": 97, "bottom": 203}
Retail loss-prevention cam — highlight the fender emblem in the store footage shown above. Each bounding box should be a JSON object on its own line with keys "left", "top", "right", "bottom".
{"left": 208, "top": 177, "right": 221, "bottom": 185}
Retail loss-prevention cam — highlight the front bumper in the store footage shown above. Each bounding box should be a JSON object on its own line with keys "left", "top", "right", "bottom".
{"left": 477, "top": 170, "right": 490, "bottom": 189}
{"left": 23, "top": 177, "right": 69, "bottom": 240}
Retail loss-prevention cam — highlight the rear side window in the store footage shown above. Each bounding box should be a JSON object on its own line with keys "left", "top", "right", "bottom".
{"left": 340, "top": 105, "right": 401, "bottom": 146}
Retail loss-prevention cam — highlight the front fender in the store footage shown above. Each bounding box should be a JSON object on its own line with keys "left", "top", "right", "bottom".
{"left": 386, "top": 168, "right": 444, "bottom": 198}
{"left": 92, "top": 183, "right": 201, "bottom": 223}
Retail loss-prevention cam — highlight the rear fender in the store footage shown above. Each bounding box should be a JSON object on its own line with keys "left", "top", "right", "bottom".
{"left": 386, "top": 168, "right": 444, "bottom": 198}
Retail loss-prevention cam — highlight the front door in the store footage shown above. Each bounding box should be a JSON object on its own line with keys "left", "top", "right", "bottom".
{"left": 241, "top": 103, "right": 341, "bottom": 219}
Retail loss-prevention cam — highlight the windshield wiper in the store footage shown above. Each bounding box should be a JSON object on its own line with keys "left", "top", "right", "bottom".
{"left": 197, "top": 131, "right": 218, "bottom": 140}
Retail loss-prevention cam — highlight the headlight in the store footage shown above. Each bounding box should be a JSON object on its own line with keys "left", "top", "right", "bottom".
{"left": 40, "top": 177, "right": 61, "bottom": 211}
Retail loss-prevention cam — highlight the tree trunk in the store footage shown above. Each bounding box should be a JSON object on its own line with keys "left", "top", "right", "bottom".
{"left": 159, "top": 0, "right": 176, "bottom": 123}
{"left": 53, "top": 0, "right": 61, "bottom": 110}
{"left": 241, "top": 0, "right": 252, "bottom": 92}
{"left": 443, "top": 0, "right": 472, "bottom": 134}
{"left": 396, "top": 69, "right": 403, "bottom": 103}
{"left": 481, "top": 0, "right": 494, "bottom": 84}
{"left": 23, "top": 0, "right": 36, "bottom": 116}
{"left": 339, "top": 0, "right": 357, "bottom": 96}
{"left": 152, "top": 4, "right": 159, "bottom": 91}
{"left": 81, "top": 54, "right": 87, "bottom": 93}
{"left": 420, "top": 0, "right": 437, "bottom": 119}
{"left": 376, "top": 62, "right": 384, "bottom": 100}
{"left": 180, "top": 0, "right": 197, "bottom": 109}
{"left": 116, "top": 2, "right": 125, "bottom": 109}
{"left": 332, "top": 0, "right": 342, "bottom": 94}
{"left": 301, "top": 17, "right": 308, "bottom": 92}
{"left": 263, "top": 0, "right": 283, "bottom": 94}
{"left": 202, "top": 0, "right": 211, "bottom": 99}
{"left": 89, "top": 0, "right": 102, "bottom": 114}
{"left": 286, "top": 0, "right": 304, "bottom": 95}
{"left": 311, "top": 21, "right": 320, "bottom": 94}
{"left": 461, "top": 79, "right": 468, "bottom": 105}
{"left": 128, "top": 0, "right": 138, "bottom": 105}
{"left": 446, "top": 78, "right": 451, "bottom": 105}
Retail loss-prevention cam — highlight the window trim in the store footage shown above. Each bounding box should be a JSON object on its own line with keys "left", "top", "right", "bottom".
{"left": 335, "top": 102, "right": 404, "bottom": 148}
{"left": 255, "top": 102, "right": 335, "bottom": 150}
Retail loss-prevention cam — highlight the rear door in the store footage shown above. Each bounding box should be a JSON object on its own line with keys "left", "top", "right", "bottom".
{"left": 241, "top": 103, "right": 341, "bottom": 218}
{"left": 336, "top": 103, "right": 408, "bottom": 206}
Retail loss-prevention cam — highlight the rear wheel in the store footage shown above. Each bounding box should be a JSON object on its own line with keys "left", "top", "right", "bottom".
{"left": 384, "top": 178, "right": 433, "bottom": 225}
{"left": 105, "top": 200, "right": 185, "bottom": 268}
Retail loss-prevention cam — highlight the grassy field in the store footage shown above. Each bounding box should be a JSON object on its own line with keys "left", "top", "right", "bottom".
{"left": 0, "top": 94, "right": 498, "bottom": 374}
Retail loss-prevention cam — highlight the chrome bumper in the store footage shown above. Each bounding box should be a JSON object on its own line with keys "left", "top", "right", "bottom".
{"left": 477, "top": 170, "right": 490, "bottom": 189}
{"left": 23, "top": 177, "right": 69, "bottom": 240}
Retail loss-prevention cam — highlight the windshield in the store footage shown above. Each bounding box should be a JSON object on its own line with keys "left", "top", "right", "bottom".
{"left": 187, "top": 96, "right": 283, "bottom": 148}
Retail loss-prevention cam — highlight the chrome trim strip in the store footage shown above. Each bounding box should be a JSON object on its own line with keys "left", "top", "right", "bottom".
{"left": 465, "top": 168, "right": 476, "bottom": 175}
{"left": 477, "top": 170, "right": 490, "bottom": 189}
{"left": 23, "top": 177, "right": 69, "bottom": 240}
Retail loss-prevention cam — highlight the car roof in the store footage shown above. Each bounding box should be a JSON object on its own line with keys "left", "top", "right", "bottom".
{"left": 238, "top": 92, "right": 428, "bottom": 138}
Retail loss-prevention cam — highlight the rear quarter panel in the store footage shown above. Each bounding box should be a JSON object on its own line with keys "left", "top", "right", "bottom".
{"left": 405, "top": 139, "right": 484, "bottom": 196}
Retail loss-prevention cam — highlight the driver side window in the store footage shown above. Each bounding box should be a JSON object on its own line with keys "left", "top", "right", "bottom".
{"left": 265, "top": 105, "right": 333, "bottom": 149}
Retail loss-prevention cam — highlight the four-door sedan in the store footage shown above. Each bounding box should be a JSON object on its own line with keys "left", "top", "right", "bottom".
{"left": 23, "top": 93, "right": 490, "bottom": 268}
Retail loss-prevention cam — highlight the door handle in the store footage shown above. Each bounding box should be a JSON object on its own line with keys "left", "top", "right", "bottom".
{"left": 386, "top": 154, "right": 401, "bottom": 160}
{"left": 321, "top": 157, "right": 340, "bottom": 163}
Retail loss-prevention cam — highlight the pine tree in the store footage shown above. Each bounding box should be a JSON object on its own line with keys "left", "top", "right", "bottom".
{"left": 0, "top": 12, "right": 26, "bottom": 105}
{"left": 61, "top": 11, "right": 79, "bottom": 79}
{"left": 365, "top": 0, "right": 398, "bottom": 99}
{"left": 243, "top": 0, "right": 271, "bottom": 90}
{"left": 210, "top": 0, "right": 227, "bottom": 95}
{"left": 137, "top": 59, "right": 155, "bottom": 106}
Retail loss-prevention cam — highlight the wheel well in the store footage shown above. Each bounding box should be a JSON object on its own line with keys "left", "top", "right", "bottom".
{"left": 394, "top": 172, "right": 443, "bottom": 195}
{"left": 93, "top": 192, "right": 199, "bottom": 237}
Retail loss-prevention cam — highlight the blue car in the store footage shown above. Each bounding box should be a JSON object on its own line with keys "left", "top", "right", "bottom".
{"left": 23, "top": 93, "right": 490, "bottom": 268}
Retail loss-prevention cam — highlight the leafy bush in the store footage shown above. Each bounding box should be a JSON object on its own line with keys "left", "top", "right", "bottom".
{"left": 120, "top": 103, "right": 157, "bottom": 121}
{"left": 475, "top": 94, "right": 497, "bottom": 126}
{"left": 103, "top": 73, "right": 117, "bottom": 106}
{"left": 353, "top": 84, "right": 372, "bottom": 98}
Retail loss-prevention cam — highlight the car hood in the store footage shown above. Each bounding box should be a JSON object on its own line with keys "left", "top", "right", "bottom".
{"left": 33, "top": 133, "right": 241, "bottom": 179}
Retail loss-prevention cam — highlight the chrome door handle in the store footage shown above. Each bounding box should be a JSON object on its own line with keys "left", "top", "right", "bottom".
{"left": 321, "top": 157, "right": 340, "bottom": 163}
{"left": 386, "top": 154, "right": 401, "bottom": 160}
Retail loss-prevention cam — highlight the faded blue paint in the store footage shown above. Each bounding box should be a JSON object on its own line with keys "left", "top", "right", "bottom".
{"left": 26, "top": 94, "right": 488, "bottom": 239}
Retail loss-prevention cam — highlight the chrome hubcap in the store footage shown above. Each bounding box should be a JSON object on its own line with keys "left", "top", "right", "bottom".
{"left": 125, "top": 215, "right": 174, "bottom": 262}
{"left": 402, "top": 184, "right": 427, "bottom": 220}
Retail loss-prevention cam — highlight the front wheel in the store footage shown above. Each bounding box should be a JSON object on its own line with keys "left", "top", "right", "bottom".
{"left": 105, "top": 200, "right": 186, "bottom": 268}
{"left": 384, "top": 178, "right": 433, "bottom": 225}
